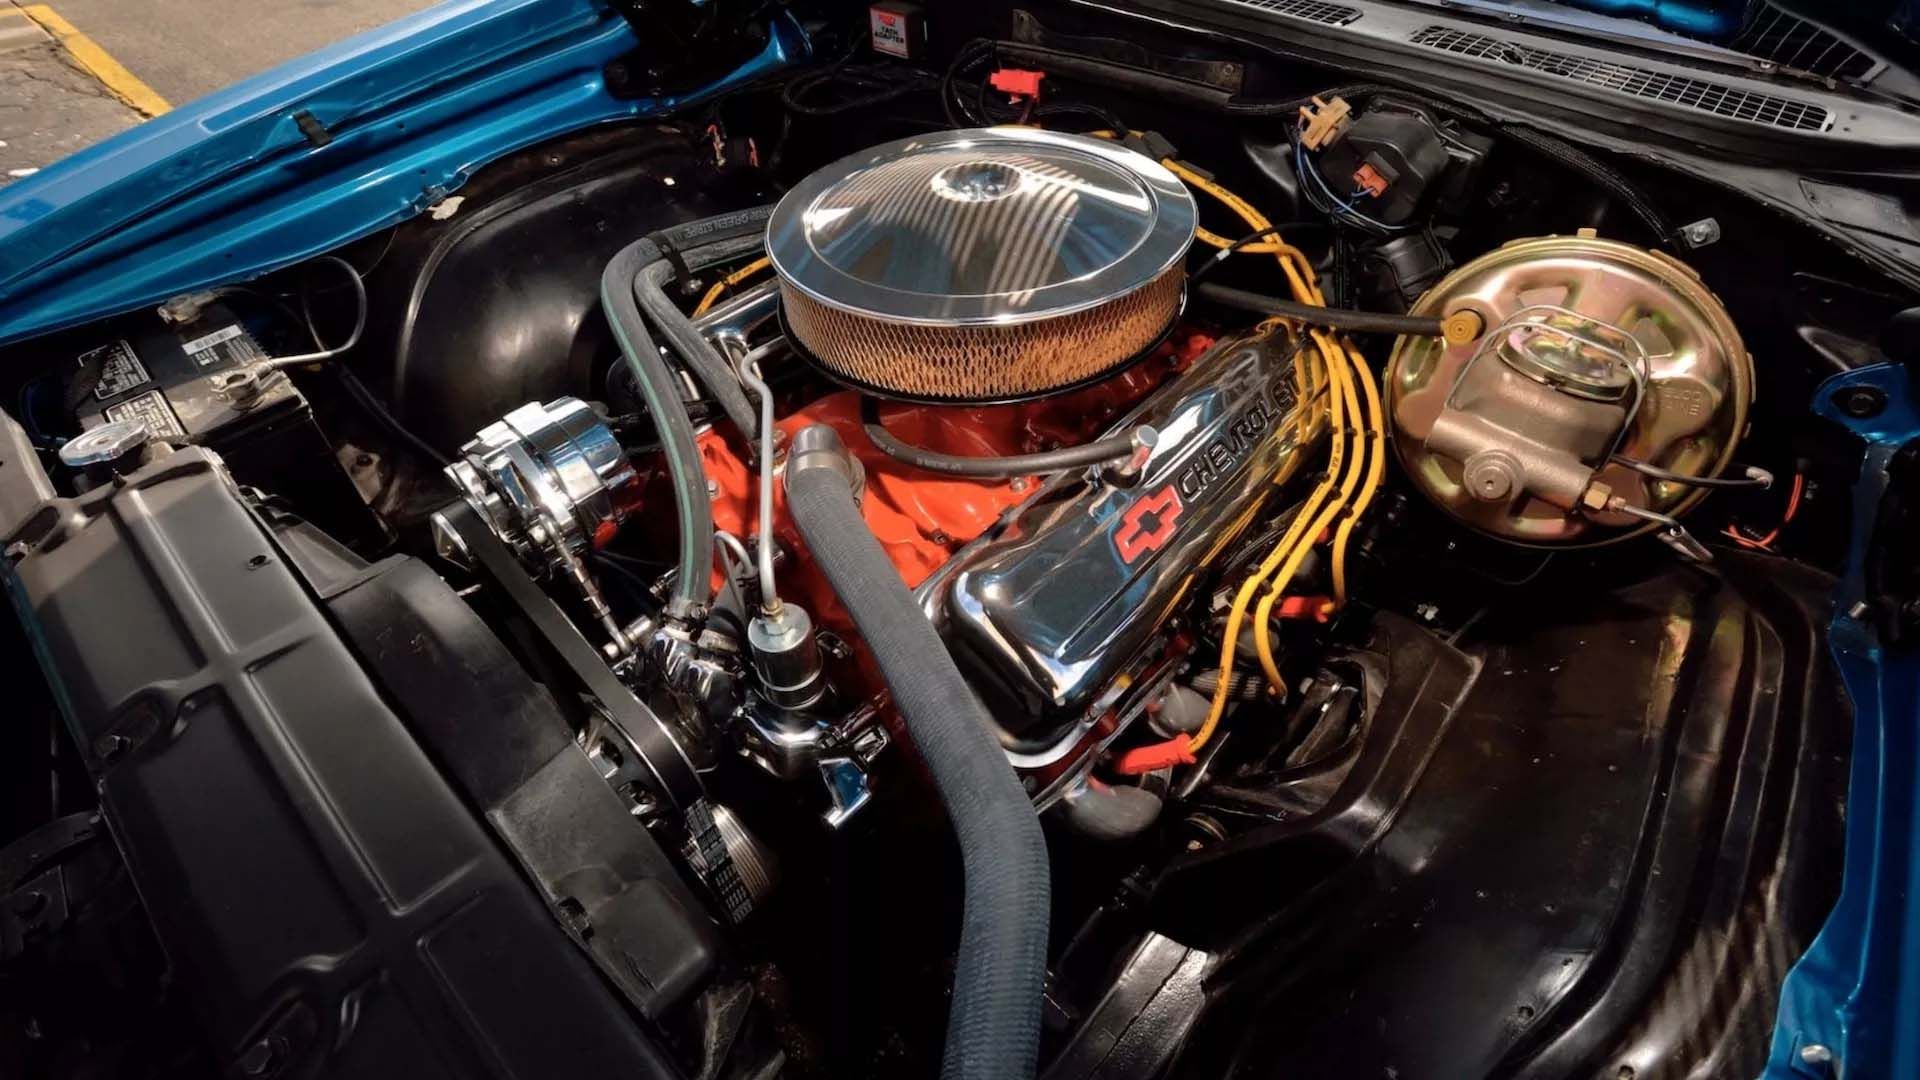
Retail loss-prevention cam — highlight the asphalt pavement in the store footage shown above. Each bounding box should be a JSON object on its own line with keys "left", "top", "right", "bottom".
{"left": 1, "top": 0, "right": 440, "bottom": 183}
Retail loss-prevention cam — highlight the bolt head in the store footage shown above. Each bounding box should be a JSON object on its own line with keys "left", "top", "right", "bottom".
{"left": 1799, "top": 1043, "right": 1833, "bottom": 1065}
{"left": 1679, "top": 218, "right": 1721, "bottom": 247}
{"left": 1834, "top": 385, "right": 1888, "bottom": 420}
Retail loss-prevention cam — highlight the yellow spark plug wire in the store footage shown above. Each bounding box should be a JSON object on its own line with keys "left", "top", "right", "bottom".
{"left": 692, "top": 255, "right": 771, "bottom": 316}
{"left": 1088, "top": 132, "right": 1391, "bottom": 772}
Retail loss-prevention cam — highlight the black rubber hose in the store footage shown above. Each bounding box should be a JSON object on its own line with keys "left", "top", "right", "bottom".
{"left": 635, "top": 207, "right": 772, "bottom": 442}
{"left": 785, "top": 426, "right": 1049, "bottom": 1080}
{"left": 599, "top": 207, "right": 770, "bottom": 618}
{"left": 1196, "top": 282, "right": 1448, "bottom": 337}
{"left": 860, "top": 398, "right": 1139, "bottom": 477}
{"left": 639, "top": 241, "right": 764, "bottom": 442}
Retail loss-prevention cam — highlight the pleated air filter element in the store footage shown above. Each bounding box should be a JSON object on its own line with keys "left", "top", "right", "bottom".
{"left": 767, "top": 128, "right": 1196, "bottom": 403}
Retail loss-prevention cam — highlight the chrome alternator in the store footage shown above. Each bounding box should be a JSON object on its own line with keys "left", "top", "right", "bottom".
{"left": 438, "top": 397, "right": 641, "bottom": 654}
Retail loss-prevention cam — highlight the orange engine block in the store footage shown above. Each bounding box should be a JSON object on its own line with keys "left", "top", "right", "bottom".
{"left": 697, "top": 333, "right": 1215, "bottom": 642}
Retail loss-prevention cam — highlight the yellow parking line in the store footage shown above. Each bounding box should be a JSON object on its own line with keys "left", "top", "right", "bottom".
{"left": 20, "top": 4, "right": 170, "bottom": 118}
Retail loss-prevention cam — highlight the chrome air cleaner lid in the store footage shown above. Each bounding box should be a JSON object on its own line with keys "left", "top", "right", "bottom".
{"left": 767, "top": 127, "right": 1196, "bottom": 403}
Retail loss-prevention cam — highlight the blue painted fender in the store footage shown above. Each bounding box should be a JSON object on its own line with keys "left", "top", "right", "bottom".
{"left": 1766, "top": 363, "right": 1920, "bottom": 1079}
{"left": 0, "top": 0, "right": 808, "bottom": 348}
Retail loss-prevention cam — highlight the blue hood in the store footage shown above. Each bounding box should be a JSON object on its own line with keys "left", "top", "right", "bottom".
{"left": 0, "top": 0, "right": 805, "bottom": 347}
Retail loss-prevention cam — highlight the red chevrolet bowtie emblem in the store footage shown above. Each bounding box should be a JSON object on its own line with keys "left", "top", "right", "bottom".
{"left": 1114, "top": 485, "right": 1183, "bottom": 564}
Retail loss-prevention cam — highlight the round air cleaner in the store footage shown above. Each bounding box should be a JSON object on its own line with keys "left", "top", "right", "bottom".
{"left": 767, "top": 128, "right": 1196, "bottom": 403}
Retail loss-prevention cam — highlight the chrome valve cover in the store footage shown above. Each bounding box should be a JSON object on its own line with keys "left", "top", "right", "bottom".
{"left": 939, "top": 327, "right": 1313, "bottom": 740}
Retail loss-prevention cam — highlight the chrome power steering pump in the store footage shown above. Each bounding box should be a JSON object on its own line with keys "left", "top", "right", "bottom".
{"left": 1387, "top": 231, "right": 1756, "bottom": 557}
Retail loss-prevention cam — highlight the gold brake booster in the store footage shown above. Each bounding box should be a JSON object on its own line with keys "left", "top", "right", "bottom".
{"left": 1386, "top": 231, "right": 1754, "bottom": 557}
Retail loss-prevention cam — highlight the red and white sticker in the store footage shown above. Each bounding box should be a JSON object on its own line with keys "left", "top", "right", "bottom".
{"left": 869, "top": 7, "right": 910, "bottom": 58}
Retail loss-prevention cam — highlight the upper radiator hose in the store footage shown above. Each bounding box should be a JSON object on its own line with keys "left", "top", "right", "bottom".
{"left": 784, "top": 425, "right": 1050, "bottom": 1080}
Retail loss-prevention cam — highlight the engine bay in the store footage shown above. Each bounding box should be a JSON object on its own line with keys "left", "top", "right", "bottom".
{"left": 1, "top": 6, "right": 1904, "bottom": 1078}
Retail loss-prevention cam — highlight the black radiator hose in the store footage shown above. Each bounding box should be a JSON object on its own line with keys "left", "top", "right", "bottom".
{"left": 785, "top": 426, "right": 1050, "bottom": 1080}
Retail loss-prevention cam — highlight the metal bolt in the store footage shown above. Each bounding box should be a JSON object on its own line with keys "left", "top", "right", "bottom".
{"left": 1833, "top": 385, "right": 1888, "bottom": 420}
{"left": 1848, "top": 600, "right": 1872, "bottom": 621}
{"left": 1800, "top": 1044, "right": 1833, "bottom": 1066}
{"left": 1678, "top": 217, "right": 1721, "bottom": 248}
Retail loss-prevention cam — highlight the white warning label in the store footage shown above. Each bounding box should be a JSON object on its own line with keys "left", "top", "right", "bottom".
{"left": 103, "top": 390, "right": 186, "bottom": 439}
{"left": 82, "top": 340, "right": 150, "bottom": 400}
{"left": 180, "top": 324, "right": 246, "bottom": 367}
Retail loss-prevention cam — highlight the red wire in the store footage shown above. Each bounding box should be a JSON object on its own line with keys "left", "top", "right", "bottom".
{"left": 1724, "top": 472, "right": 1803, "bottom": 551}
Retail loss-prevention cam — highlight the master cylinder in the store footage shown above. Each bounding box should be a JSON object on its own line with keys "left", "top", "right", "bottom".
{"left": 1387, "top": 232, "right": 1753, "bottom": 548}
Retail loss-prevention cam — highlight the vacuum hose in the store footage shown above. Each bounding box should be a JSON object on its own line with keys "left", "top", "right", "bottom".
{"left": 861, "top": 398, "right": 1144, "bottom": 478}
{"left": 599, "top": 207, "right": 771, "bottom": 618}
{"left": 1196, "top": 282, "right": 1448, "bottom": 338}
{"left": 785, "top": 425, "right": 1050, "bottom": 1080}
